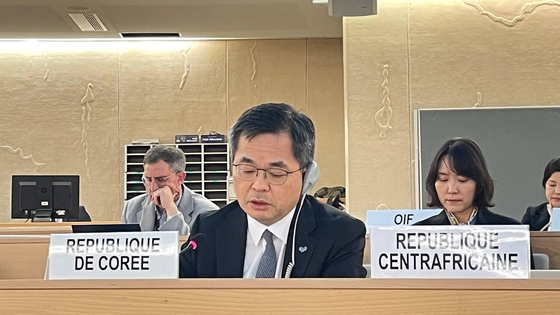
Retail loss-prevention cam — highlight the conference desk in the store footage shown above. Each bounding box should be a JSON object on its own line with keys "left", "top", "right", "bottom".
{"left": 1, "top": 279, "right": 559, "bottom": 314}
{"left": 530, "top": 231, "right": 560, "bottom": 269}
{"left": 0, "top": 223, "right": 559, "bottom": 277}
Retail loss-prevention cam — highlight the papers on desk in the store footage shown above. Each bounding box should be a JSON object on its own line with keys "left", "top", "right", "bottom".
{"left": 551, "top": 208, "right": 560, "bottom": 231}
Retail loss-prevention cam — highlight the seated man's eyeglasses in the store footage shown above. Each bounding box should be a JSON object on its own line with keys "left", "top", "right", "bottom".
{"left": 233, "top": 164, "right": 301, "bottom": 185}
{"left": 142, "top": 173, "right": 176, "bottom": 187}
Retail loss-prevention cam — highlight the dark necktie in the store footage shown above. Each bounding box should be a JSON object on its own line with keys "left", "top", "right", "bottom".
{"left": 256, "top": 229, "right": 276, "bottom": 278}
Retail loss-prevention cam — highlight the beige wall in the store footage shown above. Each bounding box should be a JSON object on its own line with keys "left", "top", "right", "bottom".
{"left": 0, "top": 38, "right": 345, "bottom": 222}
{"left": 345, "top": 0, "right": 560, "bottom": 220}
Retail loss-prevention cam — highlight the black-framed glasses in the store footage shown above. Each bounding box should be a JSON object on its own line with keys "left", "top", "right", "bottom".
{"left": 142, "top": 173, "right": 176, "bottom": 187}
{"left": 233, "top": 164, "right": 301, "bottom": 185}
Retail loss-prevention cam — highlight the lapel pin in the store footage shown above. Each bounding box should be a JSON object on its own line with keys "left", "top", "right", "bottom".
{"left": 298, "top": 246, "right": 308, "bottom": 253}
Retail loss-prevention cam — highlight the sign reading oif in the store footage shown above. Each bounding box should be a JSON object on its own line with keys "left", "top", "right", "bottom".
{"left": 370, "top": 225, "right": 530, "bottom": 279}
{"left": 366, "top": 209, "right": 441, "bottom": 227}
{"left": 48, "top": 231, "right": 178, "bottom": 279}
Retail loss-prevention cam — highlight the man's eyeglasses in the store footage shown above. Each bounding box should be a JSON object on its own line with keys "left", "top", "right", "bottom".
{"left": 233, "top": 164, "right": 301, "bottom": 185}
{"left": 142, "top": 173, "right": 176, "bottom": 187}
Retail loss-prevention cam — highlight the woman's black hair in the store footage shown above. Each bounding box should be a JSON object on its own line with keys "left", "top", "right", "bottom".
{"left": 426, "top": 138, "right": 494, "bottom": 208}
{"left": 542, "top": 157, "right": 560, "bottom": 188}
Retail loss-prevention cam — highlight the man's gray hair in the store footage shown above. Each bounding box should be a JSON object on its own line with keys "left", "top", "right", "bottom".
{"left": 143, "top": 145, "right": 186, "bottom": 172}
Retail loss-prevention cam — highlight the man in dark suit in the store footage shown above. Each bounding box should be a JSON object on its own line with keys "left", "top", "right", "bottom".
{"left": 180, "top": 103, "right": 366, "bottom": 278}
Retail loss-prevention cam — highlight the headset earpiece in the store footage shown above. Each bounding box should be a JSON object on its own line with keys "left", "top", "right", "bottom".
{"left": 286, "top": 160, "right": 319, "bottom": 278}
{"left": 301, "top": 161, "right": 319, "bottom": 196}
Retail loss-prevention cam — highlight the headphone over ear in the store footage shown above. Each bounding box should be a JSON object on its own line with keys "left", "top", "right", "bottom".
{"left": 301, "top": 161, "right": 319, "bottom": 196}
{"left": 285, "top": 161, "right": 320, "bottom": 278}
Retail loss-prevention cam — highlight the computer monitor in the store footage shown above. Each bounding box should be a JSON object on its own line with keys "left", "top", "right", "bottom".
{"left": 11, "top": 175, "right": 80, "bottom": 222}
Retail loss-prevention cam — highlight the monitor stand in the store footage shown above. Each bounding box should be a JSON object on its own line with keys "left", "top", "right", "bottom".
{"left": 32, "top": 209, "right": 53, "bottom": 222}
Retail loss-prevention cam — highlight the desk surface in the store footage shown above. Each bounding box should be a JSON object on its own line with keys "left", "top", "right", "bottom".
{"left": 0, "top": 279, "right": 559, "bottom": 315}
{"left": 0, "top": 221, "right": 118, "bottom": 235}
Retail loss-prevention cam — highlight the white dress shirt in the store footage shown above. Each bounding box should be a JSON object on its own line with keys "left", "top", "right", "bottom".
{"left": 243, "top": 207, "right": 296, "bottom": 278}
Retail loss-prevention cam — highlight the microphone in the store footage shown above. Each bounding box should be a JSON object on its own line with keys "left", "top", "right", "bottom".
{"left": 180, "top": 233, "right": 207, "bottom": 255}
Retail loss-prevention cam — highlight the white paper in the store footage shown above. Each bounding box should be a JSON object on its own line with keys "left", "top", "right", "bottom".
{"left": 551, "top": 208, "right": 560, "bottom": 231}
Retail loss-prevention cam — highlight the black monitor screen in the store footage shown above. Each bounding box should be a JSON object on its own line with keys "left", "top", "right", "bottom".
{"left": 11, "top": 175, "right": 79, "bottom": 221}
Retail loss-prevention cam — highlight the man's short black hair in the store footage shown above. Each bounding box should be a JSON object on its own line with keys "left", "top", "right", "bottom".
{"left": 230, "top": 103, "right": 315, "bottom": 168}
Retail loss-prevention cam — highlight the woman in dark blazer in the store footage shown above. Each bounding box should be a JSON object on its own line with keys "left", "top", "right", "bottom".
{"left": 416, "top": 138, "right": 520, "bottom": 226}
{"left": 522, "top": 157, "right": 560, "bottom": 231}
{"left": 415, "top": 138, "right": 534, "bottom": 268}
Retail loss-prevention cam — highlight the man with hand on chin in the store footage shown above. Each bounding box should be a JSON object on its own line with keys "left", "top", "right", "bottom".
{"left": 180, "top": 103, "right": 366, "bottom": 278}
{"left": 121, "top": 145, "right": 218, "bottom": 235}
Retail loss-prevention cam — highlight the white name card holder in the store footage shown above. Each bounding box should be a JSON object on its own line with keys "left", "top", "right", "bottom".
{"left": 366, "top": 209, "right": 441, "bottom": 227}
{"left": 47, "top": 231, "right": 178, "bottom": 280}
{"left": 370, "top": 225, "right": 530, "bottom": 279}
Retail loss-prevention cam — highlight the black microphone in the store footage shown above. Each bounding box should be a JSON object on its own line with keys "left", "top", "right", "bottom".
{"left": 180, "top": 233, "right": 207, "bottom": 255}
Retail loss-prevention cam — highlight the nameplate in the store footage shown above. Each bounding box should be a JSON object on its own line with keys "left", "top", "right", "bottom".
{"left": 370, "top": 225, "right": 530, "bottom": 278}
{"left": 48, "top": 231, "right": 178, "bottom": 279}
{"left": 552, "top": 208, "right": 560, "bottom": 231}
{"left": 366, "top": 209, "right": 441, "bottom": 227}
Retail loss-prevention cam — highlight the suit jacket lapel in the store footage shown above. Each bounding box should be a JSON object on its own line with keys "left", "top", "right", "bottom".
{"left": 178, "top": 184, "right": 194, "bottom": 224}
{"left": 216, "top": 204, "right": 247, "bottom": 277}
{"left": 475, "top": 207, "right": 491, "bottom": 224}
{"left": 139, "top": 197, "right": 156, "bottom": 231}
{"left": 282, "top": 197, "right": 318, "bottom": 277}
{"left": 432, "top": 210, "right": 451, "bottom": 225}
{"left": 534, "top": 204, "right": 551, "bottom": 231}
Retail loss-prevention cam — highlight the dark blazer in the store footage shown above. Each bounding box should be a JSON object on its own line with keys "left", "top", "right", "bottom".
{"left": 521, "top": 202, "right": 551, "bottom": 231}
{"left": 414, "top": 207, "right": 521, "bottom": 225}
{"left": 179, "top": 195, "right": 367, "bottom": 278}
{"left": 415, "top": 207, "right": 534, "bottom": 269}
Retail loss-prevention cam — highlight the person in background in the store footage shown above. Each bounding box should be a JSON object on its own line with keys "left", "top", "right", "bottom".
{"left": 121, "top": 145, "right": 218, "bottom": 235}
{"left": 522, "top": 157, "right": 560, "bottom": 231}
{"left": 416, "top": 138, "right": 520, "bottom": 225}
